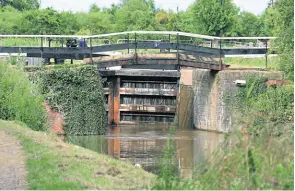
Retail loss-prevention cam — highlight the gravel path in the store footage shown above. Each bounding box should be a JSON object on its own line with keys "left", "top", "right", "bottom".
{"left": 0, "top": 130, "right": 27, "bottom": 190}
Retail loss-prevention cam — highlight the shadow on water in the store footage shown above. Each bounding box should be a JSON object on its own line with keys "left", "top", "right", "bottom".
{"left": 66, "top": 124, "right": 226, "bottom": 178}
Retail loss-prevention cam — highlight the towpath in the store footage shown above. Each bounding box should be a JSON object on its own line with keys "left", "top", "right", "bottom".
{"left": 0, "top": 129, "right": 27, "bottom": 190}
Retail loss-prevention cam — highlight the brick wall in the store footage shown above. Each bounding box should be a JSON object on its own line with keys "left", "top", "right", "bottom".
{"left": 43, "top": 102, "right": 64, "bottom": 134}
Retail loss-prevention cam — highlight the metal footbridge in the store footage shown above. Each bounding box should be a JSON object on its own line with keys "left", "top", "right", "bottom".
{"left": 0, "top": 31, "right": 276, "bottom": 70}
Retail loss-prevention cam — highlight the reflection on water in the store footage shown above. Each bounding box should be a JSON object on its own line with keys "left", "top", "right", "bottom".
{"left": 66, "top": 125, "right": 226, "bottom": 178}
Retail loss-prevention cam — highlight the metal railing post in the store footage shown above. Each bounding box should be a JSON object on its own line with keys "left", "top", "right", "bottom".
{"left": 48, "top": 38, "right": 51, "bottom": 48}
{"left": 135, "top": 32, "right": 137, "bottom": 54}
{"left": 90, "top": 37, "right": 93, "bottom": 64}
{"left": 135, "top": 32, "right": 137, "bottom": 64}
{"left": 219, "top": 39, "right": 222, "bottom": 69}
{"left": 41, "top": 37, "right": 43, "bottom": 49}
{"left": 168, "top": 34, "right": 171, "bottom": 53}
{"left": 127, "top": 33, "right": 130, "bottom": 54}
{"left": 177, "top": 33, "right": 180, "bottom": 70}
{"left": 40, "top": 37, "right": 44, "bottom": 63}
{"left": 265, "top": 40, "right": 268, "bottom": 69}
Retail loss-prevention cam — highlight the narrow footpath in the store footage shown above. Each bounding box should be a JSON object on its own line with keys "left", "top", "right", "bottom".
{"left": 0, "top": 130, "right": 27, "bottom": 190}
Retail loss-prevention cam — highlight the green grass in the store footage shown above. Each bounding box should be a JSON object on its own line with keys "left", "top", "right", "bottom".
{"left": 0, "top": 120, "right": 155, "bottom": 190}
{"left": 224, "top": 57, "right": 279, "bottom": 69}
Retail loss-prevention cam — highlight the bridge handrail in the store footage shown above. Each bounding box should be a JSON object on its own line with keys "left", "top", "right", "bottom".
{"left": 0, "top": 31, "right": 277, "bottom": 41}
{"left": 117, "top": 39, "right": 162, "bottom": 44}
{"left": 0, "top": 34, "right": 83, "bottom": 38}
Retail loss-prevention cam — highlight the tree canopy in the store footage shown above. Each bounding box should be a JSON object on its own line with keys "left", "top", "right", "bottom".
{"left": 0, "top": 0, "right": 39, "bottom": 11}
{"left": 0, "top": 0, "right": 280, "bottom": 37}
{"left": 190, "top": 0, "right": 239, "bottom": 36}
{"left": 272, "top": 0, "right": 294, "bottom": 80}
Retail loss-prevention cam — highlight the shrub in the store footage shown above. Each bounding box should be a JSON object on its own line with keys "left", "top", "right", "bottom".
{"left": 0, "top": 62, "right": 46, "bottom": 131}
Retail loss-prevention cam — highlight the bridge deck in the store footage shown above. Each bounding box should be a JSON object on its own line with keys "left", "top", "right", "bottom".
{"left": 93, "top": 54, "right": 228, "bottom": 71}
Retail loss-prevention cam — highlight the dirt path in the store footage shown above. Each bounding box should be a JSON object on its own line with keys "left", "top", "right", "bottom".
{"left": 0, "top": 130, "right": 27, "bottom": 190}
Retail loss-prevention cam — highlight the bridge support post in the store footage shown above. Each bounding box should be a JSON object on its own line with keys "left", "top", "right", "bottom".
{"left": 90, "top": 37, "right": 93, "bottom": 64}
{"left": 265, "top": 40, "right": 268, "bottom": 69}
{"left": 219, "top": 39, "right": 222, "bottom": 70}
{"left": 135, "top": 32, "right": 138, "bottom": 64}
{"left": 127, "top": 33, "right": 130, "bottom": 54}
{"left": 168, "top": 34, "right": 171, "bottom": 53}
{"left": 108, "top": 76, "right": 120, "bottom": 125}
{"left": 177, "top": 33, "right": 180, "bottom": 69}
{"left": 40, "top": 37, "right": 44, "bottom": 65}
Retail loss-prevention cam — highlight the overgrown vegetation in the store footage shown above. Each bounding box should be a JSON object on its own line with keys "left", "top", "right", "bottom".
{"left": 0, "top": 120, "right": 155, "bottom": 190}
{"left": 32, "top": 65, "right": 107, "bottom": 135}
{"left": 0, "top": 62, "right": 46, "bottom": 131}
{"left": 232, "top": 76, "right": 293, "bottom": 135}
{"left": 271, "top": 0, "right": 294, "bottom": 80}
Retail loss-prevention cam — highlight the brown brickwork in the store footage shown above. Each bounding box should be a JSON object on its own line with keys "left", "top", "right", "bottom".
{"left": 43, "top": 102, "right": 64, "bottom": 134}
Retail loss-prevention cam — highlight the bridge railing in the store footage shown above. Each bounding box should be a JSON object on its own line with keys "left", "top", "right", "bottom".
{"left": 0, "top": 35, "right": 85, "bottom": 48}
{"left": 220, "top": 39, "right": 268, "bottom": 49}
{"left": 85, "top": 38, "right": 111, "bottom": 46}
{"left": 0, "top": 31, "right": 277, "bottom": 55}
{"left": 0, "top": 37, "right": 42, "bottom": 47}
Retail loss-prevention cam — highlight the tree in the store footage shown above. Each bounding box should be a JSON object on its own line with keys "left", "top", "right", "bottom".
{"left": 0, "top": 6, "right": 22, "bottom": 34}
{"left": 237, "top": 12, "right": 265, "bottom": 36}
{"left": 59, "top": 11, "right": 80, "bottom": 34}
{"left": 89, "top": 3, "right": 100, "bottom": 13}
{"left": 272, "top": 0, "right": 294, "bottom": 80}
{"left": 260, "top": 7, "right": 279, "bottom": 36}
{"left": 0, "top": 0, "right": 39, "bottom": 11}
{"left": 155, "top": 9, "right": 170, "bottom": 25}
{"left": 190, "top": 0, "right": 239, "bottom": 36}
{"left": 76, "top": 12, "right": 113, "bottom": 34}
{"left": 115, "top": 0, "right": 156, "bottom": 31}
{"left": 19, "top": 8, "right": 61, "bottom": 34}
{"left": 102, "top": 3, "right": 119, "bottom": 25}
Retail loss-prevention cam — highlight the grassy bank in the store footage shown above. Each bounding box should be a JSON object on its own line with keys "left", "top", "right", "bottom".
{"left": 225, "top": 57, "right": 279, "bottom": 69}
{"left": 0, "top": 120, "right": 155, "bottom": 190}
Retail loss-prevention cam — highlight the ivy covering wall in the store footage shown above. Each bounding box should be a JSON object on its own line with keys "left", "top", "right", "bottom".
{"left": 34, "top": 65, "right": 107, "bottom": 135}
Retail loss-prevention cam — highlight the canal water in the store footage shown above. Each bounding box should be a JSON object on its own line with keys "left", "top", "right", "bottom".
{"left": 66, "top": 125, "right": 226, "bottom": 178}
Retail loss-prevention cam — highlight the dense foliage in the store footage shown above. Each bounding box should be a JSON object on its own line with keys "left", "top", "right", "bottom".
{"left": 0, "top": 62, "right": 46, "bottom": 131}
{"left": 34, "top": 65, "right": 107, "bottom": 135}
{"left": 0, "top": 0, "right": 278, "bottom": 37}
{"left": 272, "top": 0, "right": 294, "bottom": 80}
{"left": 0, "top": 0, "right": 39, "bottom": 11}
{"left": 190, "top": 0, "right": 239, "bottom": 36}
{"left": 234, "top": 76, "right": 294, "bottom": 135}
